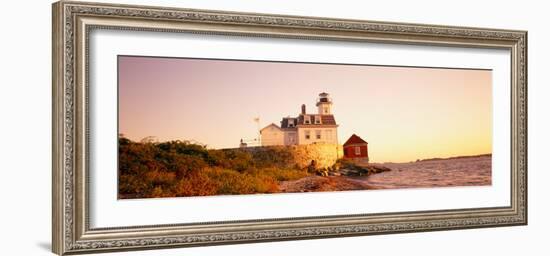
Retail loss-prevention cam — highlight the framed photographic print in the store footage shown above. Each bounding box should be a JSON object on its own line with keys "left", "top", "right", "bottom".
{"left": 52, "top": 1, "right": 527, "bottom": 255}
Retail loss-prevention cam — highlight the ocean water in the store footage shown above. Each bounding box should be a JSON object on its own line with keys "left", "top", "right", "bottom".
{"left": 362, "top": 155, "right": 492, "bottom": 189}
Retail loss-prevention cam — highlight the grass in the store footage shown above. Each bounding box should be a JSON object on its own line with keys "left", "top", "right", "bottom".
{"left": 118, "top": 137, "right": 309, "bottom": 199}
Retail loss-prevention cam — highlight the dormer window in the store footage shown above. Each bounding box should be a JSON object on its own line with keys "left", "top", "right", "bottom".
{"left": 314, "top": 115, "right": 321, "bottom": 124}
{"left": 288, "top": 119, "right": 295, "bottom": 127}
{"left": 304, "top": 115, "right": 311, "bottom": 124}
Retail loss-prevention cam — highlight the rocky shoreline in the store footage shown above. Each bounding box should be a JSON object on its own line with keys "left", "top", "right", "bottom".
{"left": 280, "top": 164, "right": 392, "bottom": 193}
{"left": 279, "top": 154, "right": 491, "bottom": 193}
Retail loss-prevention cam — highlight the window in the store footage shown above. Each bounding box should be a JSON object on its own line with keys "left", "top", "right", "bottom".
{"left": 288, "top": 119, "right": 294, "bottom": 127}
{"left": 314, "top": 115, "right": 321, "bottom": 124}
{"left": 315, "top": 130, "right": 321, "bottom": 139}
{"left": 355, "top": 146, "right": 361, "bottom": 155}
{"left": 304, "top": 115, "right": 311, "bottom": 124}
{"left": 305, "top": 130, "right": 311, "bottom": 140}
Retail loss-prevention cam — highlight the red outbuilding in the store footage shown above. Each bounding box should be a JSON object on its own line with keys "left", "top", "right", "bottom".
{"left": 343, "top": 134, "right": 369, "bottom": 165}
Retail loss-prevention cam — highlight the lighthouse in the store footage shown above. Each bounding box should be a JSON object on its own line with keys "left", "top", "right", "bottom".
{"left": 259, "top": 92, "right": 339, "bottom": 146}
{"left": 316, "top": 92, "right": 333, "bottom": 115}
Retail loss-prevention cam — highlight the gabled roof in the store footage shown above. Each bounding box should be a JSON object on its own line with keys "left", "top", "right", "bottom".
{"left": 260, "top": 123, "right": 281, "bottom": 131}
{"left": 343, "top": 134, "right": 368, "bottom": 146}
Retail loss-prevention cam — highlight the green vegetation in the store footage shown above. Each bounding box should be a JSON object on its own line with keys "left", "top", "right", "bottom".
{"left": 118, "top": 137, "right": 309, "bottom": 198}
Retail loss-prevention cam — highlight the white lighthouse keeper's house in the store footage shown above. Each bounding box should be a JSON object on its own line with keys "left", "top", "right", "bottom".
{"left": 260, "top": 92, "right": 339, "bottom": 146}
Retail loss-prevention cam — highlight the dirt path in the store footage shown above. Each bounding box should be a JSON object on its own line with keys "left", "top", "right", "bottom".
{"left": 279, "top": 176, "right": 373, "bottom": 193}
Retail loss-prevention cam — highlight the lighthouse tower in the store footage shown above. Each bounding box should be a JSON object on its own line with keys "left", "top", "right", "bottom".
{"left": 316, "top": 92, "right": 333, "bottom": 115}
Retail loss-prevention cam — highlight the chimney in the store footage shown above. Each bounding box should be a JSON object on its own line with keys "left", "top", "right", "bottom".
{"left": 301, "top": 104, "right": 306, "bottom": 115}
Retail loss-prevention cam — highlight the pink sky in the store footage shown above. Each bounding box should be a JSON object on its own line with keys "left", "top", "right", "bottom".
{"left": 118, "top": 56, "right": 492, "bottom": 162}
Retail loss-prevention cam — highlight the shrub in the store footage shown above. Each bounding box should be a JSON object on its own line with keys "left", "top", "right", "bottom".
{"left": 216, "top": 149, "right": 255, "bottom": 171}
{"left": 144, "top": 169, "right": 176, "bottom": 187}
{"left": 118, "top": 137, "right": 311, "bottom": 198}
{"left": 175, "top": 170, "right": 218, "bottom": 196}
{"left": 150, "top": 186, "right": 175, "bottom": 198}
{"left": 157, "top": 140, "right": 209, "bottom": 158}
{"left": 119, "top": 174, "right": 149, "bottom": 198}
{"left": 247, "top": 174, "right": 279, "bottom": 194}
{"left": 203, "top": 167, "right": 255, "bottom": 194}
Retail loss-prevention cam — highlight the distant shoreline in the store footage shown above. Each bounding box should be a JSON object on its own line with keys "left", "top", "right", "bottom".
{"left": 376, "top": 153, "right": 492, "bottom": 165}
{"left": 364, "top": 154, "right": 492, "bottom": 189}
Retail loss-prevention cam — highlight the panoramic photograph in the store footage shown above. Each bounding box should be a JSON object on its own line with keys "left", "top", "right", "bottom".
{"left": 117, "top": 55, "right": 492, "bottom": 199}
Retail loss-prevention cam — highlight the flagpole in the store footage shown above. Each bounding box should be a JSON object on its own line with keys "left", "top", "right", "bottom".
{"left": 254, "top": 116, "right": 260, "bottom": 146}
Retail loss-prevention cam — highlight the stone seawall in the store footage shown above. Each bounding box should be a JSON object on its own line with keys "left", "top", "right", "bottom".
{"left": 241, "top": 144, "right": 344, "bottom": 169}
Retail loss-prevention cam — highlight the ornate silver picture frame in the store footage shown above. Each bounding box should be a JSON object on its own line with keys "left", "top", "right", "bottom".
{"left": 52, "top": 1, "right": 527, "bottom": 255}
